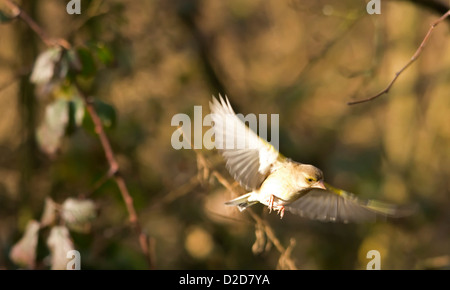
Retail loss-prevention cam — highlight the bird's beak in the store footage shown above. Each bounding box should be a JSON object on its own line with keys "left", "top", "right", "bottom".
{"left": 313, "top": 180, "right": 326, "bottom": 190}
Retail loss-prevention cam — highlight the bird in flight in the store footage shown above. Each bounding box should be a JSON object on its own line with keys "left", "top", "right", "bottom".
{"left": 210, "top": 95, "right": 410, "bottom": 222}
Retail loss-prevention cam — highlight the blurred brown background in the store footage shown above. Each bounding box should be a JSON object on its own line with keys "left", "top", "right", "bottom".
{"left": 0, "top": 0, "right": 449, "bottom": 269}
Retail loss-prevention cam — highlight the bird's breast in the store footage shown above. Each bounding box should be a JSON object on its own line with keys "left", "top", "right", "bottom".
{"left": 257, "top": 173, "right": 300, "bottom": 204}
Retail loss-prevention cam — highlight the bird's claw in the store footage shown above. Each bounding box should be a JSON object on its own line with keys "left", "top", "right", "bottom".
{"left": 275, "top": 205, "right": 285, "bottom": 219}
{"left": 267, "top": 195, "right": 274, "bottom": 213}
{"left": 266, "top": 195, "right": 285, "bottom": 219}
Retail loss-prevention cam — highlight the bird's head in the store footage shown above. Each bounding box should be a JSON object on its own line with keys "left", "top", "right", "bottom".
{"left": 296, "top": 164, "right": 326, "bottom": 191}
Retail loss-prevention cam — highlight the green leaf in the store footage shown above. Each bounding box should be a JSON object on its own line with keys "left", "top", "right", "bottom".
{"left": 94, "top": 43, "right": 114, "bottom": 66}
{"left": 76, "top": 47, "right": 97, "bottom": 78}
{"left": 82, "top": 98, "right": 117, "bottom": 134}
{"left": 95, "top": 99, "right": 116, "bottom": 129}
{"left": 0, "top": 10, "right": 15, "bottom": 23}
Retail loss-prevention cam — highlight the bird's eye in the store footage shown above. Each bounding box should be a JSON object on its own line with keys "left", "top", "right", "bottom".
{"left": 307, "top": 178, "right": 314, "bottom": 183}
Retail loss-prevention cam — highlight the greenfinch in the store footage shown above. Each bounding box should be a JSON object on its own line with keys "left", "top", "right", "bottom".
{"left": 210, "top": 95, "right": 408, "bottom": 222}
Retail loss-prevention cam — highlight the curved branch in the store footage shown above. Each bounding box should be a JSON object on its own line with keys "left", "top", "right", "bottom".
{"left": 177, "top": 127, "right": 298, "bottom": 269}
{"left": 3, "top": 0, "right": 154, "bottom": 269}
{"left": 348, "top": 9, "right": 450, "bottom": 105}
{"left": 397, "top": 0, "right": 450, "bottom": 16}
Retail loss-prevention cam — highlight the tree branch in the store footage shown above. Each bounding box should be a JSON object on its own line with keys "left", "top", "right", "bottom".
{"left": 348, "top": 9, "right": 450, "bottom": 105}
{"left": 396, "top": 0, "right": 450, "bottom": 16}
{"left": 2, "top": 0, "right": 154, "bottom": 269}
{"left": 177, "top": 127, "right": 298, "bottom": 269}
{"left": 81, "top": 91, "right": 153, "bottom": 269}
{"left": 3, "top": 0, "right": 71, "bottom": 49}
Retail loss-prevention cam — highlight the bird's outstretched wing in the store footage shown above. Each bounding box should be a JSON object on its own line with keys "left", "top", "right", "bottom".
{"left": 285, "top": 183, "right": 409, "bottom": 223}
{"left": 209, "top": 95, "right": 284, "bottom": 190}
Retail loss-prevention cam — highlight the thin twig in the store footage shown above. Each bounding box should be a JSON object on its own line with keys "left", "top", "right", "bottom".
{"left": 177, "top": 127, "right": 298, "bottom": 269}
{"left": 0, "top": 74, "right": 19, "bottom": 94}
{"left": 3, "top": 0, "right": 71, "bottom": 49}
{"left": 79, "top": 169, "right": 113, "bottom": 199}
{"left": 277, "top": 238, "right": 297, "bottom": 270}
{"left": 77, "top": 85, "right": 153, "bottom": 269}
{"left": 68, "top": 0, "right": 108, "bottom": 36}
{"left": 152, "top": 175, "right": 201, "bottom": 209}
{"left": 348, "top": 10, "right": 450, "bottom": 105}
{"left": 0, "top": 66, "right": 32, "bottom": 95}
{"left": 3, "top": 0, "right": 154, "bottom": 269}
{"left": 214, "top": 166, "right": 298, "bottom": 268}
{"left": 247, "top": 210, "right": 298, "bottom": 269}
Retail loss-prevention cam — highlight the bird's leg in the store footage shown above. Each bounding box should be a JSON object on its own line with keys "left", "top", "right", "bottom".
{"left": 274, "top": 205, "right": 285, "bottom": 219}
{"left": 278, "top": 206, "right": 285, "bottom": 219}
{"left": 265, "top": 195, "right": 284, "bottom": 218}
{"left": 266, "top": 194, "right": 274, "bottom": 213}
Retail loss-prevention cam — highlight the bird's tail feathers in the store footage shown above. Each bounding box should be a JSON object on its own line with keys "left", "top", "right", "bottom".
{"left": 326, "top": 182, "right": 416, "bottom": 218}
{"left": 364, "top": 199, "right": 418, "bottom": 218}
{"left": 225, "top": 193, "right": 258, "bottom": 212}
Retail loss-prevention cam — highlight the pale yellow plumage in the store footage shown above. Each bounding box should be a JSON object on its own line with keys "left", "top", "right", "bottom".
{"left": 210, "top": 95, "right": 410, "bottom": 222}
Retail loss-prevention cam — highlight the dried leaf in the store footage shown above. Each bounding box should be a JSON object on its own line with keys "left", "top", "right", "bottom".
{"left": 40, "top": 197, "right": 57, "bottom": 227}
{"left": 36, "top": 123, "right": 63, "bottom": 156}
{"left": 46, "top": 99, "right": 70, "bottom": 132}
{"left": 9, "top": 220, "right": 40, "bottom": 269}
{"left": 30, "top": 47, "right": 62, "bottom": 85}
{"left": 61, "top": 198, "right": 96, "bottom": 233}
{"left": 46, "top": 226, "right": 75, "bottom": 270}
{"left": 252, "top": 223, "right": 268, "bottom": 255}
{"left": 36, "top": 99, "right": 69, "bottom": 155}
